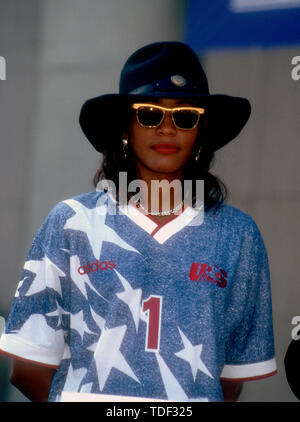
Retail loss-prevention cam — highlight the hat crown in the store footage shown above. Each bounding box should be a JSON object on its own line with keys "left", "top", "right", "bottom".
{"left": 119, "top": 41, "right": 209, "bottom": 96}
{"left": 79, "top": 41, "right": 251, "bottom": 153}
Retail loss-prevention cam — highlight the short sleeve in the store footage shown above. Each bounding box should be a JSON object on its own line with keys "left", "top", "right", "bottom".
{"left": 221, "top": 221, "right": 277, "bottom": 381}
{"left": 0, "top": 202, "right": 72, "bottom": 368}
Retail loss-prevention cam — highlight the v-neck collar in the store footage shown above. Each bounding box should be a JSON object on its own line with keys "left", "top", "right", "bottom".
{"left": 118, "top": 201, "right": 202, "bottom": 244}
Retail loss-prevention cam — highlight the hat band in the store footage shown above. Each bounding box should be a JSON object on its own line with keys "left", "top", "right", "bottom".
{"left": 127, "top": 75, "right": 204, "bottom": 96}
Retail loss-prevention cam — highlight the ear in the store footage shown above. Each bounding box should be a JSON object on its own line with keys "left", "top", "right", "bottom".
{"left": 122, "top": 130, "right": 128, "bottom": 140}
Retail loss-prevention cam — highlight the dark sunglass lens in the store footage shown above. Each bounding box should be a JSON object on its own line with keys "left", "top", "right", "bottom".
{"left": 137, "top": 107, "right": 163, "bottom": 127}
{"left": 173, "top": 110, "right": 199, "bottom": 129}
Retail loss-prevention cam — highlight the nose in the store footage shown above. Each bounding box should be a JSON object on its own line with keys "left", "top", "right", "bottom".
{"left": 156, "top": 111, "right": 177, "bottom": 135}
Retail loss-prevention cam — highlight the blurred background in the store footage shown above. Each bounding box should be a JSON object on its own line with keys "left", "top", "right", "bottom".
{"left": 0, "top": 0, "right": 299, "bottom": 402}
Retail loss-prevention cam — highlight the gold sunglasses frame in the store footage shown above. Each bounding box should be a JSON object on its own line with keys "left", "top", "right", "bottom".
{"left": 130, "top": 103, "right": 205, "bottom": 130}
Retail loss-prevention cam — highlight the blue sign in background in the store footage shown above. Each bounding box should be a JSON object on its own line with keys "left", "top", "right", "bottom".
{"left": 185, "top": 0, "right": 300, "bottom": 50}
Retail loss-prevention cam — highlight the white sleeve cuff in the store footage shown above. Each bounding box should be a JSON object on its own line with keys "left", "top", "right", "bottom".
{"left": 0, "top": 333, "right": 62, "bottom": 367}
{"left": 220, "top": 357, "right": 277, "bottom": 381}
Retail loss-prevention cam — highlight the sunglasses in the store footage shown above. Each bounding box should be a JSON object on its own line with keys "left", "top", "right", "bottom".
{"left": 130, "top": 103, "right": 205, "bottom": 130}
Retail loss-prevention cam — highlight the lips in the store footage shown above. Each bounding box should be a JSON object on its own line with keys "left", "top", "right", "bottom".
{"left": 151, "top": 144, "right": 180, "bottom": 154}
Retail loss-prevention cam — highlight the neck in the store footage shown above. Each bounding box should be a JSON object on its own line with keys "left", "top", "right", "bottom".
{"left": 133, "top": 168, "right": 184, "bottom": 214}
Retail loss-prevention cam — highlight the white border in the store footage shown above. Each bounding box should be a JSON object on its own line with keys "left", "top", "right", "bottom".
{"left": 0, "top": 333, "right": 61, "bottom": 366}
{"left": 119, "top": 203, "right": 157, "bottom": 234}
{"left": 61, "top": 392, "right": 168, "bottom": 402}
{"left": 153, "top": 206, "right": 201, "bottom": 244}
{"left": 61, "top": 392, "right": 208, "bottom": 402}
{"left": 220, "top": 357, "right": 277, "bottom": 379}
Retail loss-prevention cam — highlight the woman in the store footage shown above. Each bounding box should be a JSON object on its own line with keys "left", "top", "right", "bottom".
{"left": 0, "top": 41, "right": 277, "bottom": 402}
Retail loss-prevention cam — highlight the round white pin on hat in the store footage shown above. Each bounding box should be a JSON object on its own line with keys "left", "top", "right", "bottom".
{"left": 170, "top": 75, "right": 186, "bottom": 87}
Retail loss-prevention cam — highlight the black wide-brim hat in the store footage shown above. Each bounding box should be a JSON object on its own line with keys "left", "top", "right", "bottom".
{"left": 79, "top": 41, "right": 251, "bottom": 153}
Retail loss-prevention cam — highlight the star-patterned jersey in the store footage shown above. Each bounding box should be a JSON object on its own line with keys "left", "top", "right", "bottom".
{"left": 0, "top": 190, "right": 277, "bottom": 401}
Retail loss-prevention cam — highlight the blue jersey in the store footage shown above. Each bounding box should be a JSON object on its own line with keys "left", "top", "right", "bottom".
{"left": 0, "top": 190, "right": 277, "bottom": 401}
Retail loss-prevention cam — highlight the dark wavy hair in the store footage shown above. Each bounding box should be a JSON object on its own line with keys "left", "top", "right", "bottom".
{"left": 92, "top": 112, "right": 227, "bottom": 211}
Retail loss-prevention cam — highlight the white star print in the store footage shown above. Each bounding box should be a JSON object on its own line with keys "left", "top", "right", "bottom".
{"left": 175, "top": 328, "right": 213, "bottom": 380}
{"left": 45, "top": 302, "right": 70, "bottom": 333}
{"left": 62, "top": 346, "right": 71, "bottom": 360}
{"left": 22, "top": 256, "right": 65, "bottom": 297}
{"left": 155, "top": 353, "right": 188, "bottom": 400}
{"left": 69, "top": 255, "right": 108, "bottom": 303}
{"left": 114, "top": 270, "right": 142, "bottom": 333}
{"left": 45, "top": 309, "right": 61, "bottom": 330}
{"left": 86, "top": 341, "right": 98, "bottom": 354}
{"left": 80, "top": 308, "right": 106, "bottom": 354}
{"left": 79, "top": 382, "right": 93, "bottom": 394}
{"left": 15, "top": 276, "right": 29, "bottom": 298}
{"left": 17, "top": 313, "right": 64, "bottom": 354}
{"left": 63, "top": 363, "right": 87, "bottom": 392}
{"left": 63, "top": 199, "right": 140, "bottom": 260}
{"left": 71, "top": 310, "right": 95, "bottom": 341}
{"left": 47, "top": 300, "right": 67, "bottom": 316}
{"left": 89, "top": 306, "right": 106, "bottom": 332}
{"left": 93, "top": 325, "right": 140, "bottom": 391}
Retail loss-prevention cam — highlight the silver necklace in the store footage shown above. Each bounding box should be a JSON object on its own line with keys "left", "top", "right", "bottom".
{"left": 136, "top": 200, "right": 184, "bottom": 216}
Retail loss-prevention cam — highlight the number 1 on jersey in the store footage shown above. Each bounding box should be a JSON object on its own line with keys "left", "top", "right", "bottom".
{"left": 142, "top": 295, "right": 162, "bottom": 352}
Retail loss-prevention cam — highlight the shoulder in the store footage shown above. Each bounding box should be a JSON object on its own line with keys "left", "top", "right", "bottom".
{"left": 205, "top": 202, "right": 266, "bottom": 248}
{"left": 60, "top": 190, "right": 103, "bottom": 209}
{"left": 34, "top": 191, "right": 105, "bottom": 240}
{"left": 207, "top": 202, "right": 260, "bottom": 231}
{"left": 47, "top": 190, "right": 105, "bottom": 218}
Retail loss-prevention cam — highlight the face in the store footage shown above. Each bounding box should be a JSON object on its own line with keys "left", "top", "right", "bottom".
{"left": 125, "top": 98, "right": 200, "bottom": 181}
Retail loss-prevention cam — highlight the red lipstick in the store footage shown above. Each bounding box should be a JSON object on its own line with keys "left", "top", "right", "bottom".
{"left": 152, "top": 144, "right": 180, "bottom": 154}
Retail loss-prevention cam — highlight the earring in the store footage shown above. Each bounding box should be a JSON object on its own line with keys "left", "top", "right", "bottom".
{"left": 122, "top": 138, "right": 128, "bottom": 159}
{"left": 194, "top": 146, "right": 202, "bottom": 161}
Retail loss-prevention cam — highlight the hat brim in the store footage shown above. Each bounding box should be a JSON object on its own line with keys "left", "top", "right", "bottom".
{"left": 79, "top": 93, "right": 251, "bottom": 153}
